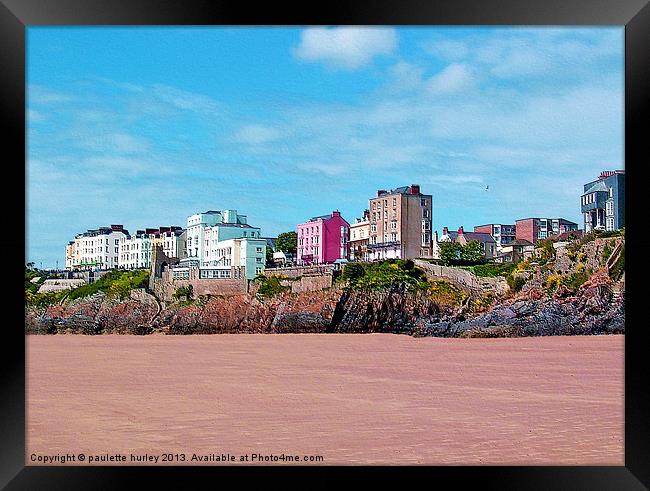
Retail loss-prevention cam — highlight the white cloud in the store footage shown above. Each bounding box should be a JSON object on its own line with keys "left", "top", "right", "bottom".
{"left": 27, "top": 109, "right": 45, "bottom": 122}
{"left": 426, "top": 63, "right": 474, "bottom": 95}
{"left": 387, "top": 61, "right": 424, "bottom": 92}
{"left": 29, "top": 85, "right": 76, "bottom": 105}
{"left": 75, "top": 132, "right": 151, "bottom": 154}
{"left": 151, "top": 84, "right": 220, "bottom": 113}
{"left": 294, "top": 26, "right": 397, "bottom": 69}
{"left": 298, "top": 163, "right": 346, "bottom": 176}
{"left": 423, "top": 39, "right": 469, "bottom": 61}
{"left": 233, "top": 124, "right": 282, "bottom": 145}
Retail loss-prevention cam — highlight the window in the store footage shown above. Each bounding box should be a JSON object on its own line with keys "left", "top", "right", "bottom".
{"left": 421, "top": 198, "right": 426, "bottom": 206}
{"left": 392, "top": 198, "right": 396, "bottom": 206}
{"left": 256, "top": 257, "right": 262, "bottom": 263}
{"left": 115, "top": 239, "right": 119, "bottom": 245}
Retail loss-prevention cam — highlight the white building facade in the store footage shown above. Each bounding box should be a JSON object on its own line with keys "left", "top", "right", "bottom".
{"left": 68, "top": 225, "right": 128, "bottom": 271}
{"left": 182, "top": 209, "right": 265, "bottom": 279}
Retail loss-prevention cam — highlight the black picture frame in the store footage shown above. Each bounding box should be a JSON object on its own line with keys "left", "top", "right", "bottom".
{"left": 4, "top": 0, "right": 648, "bottom": 488}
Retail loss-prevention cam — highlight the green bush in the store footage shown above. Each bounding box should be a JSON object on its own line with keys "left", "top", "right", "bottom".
{"left": 172, "top": 284, "right": 194, "bottom": 301}
{"left": 255, "top": 275, "right": 290, "bottom": 297}
{"left": 64, "top": 269, "right": 149, "bottom": 302}
{"left": 506, "top": 274, "right": 526, "bottom": 293}
{"left": 347, "top": 260, "right": 427, "bottom": 291}
{"left": 427, "top": 280, "right": 468, "bottom": 306}
{"left": 340, "top": 262, "right": 366, "bottom": 283}
{"left": 601, "top": 242, "right": 613, "bottom": 263}
{"left": 466, "top": 262, "right": 516, "bottom": 278}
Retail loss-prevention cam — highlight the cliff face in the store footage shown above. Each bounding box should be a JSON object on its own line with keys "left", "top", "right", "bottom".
{"left": 25, "top": 268, "right": 624, "bottom": 338}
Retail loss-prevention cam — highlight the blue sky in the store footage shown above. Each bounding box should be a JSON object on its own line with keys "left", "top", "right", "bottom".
{"left": 27, "top": 26, "right": 623, "bottom": 268}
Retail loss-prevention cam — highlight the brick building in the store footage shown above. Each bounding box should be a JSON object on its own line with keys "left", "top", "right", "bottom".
{"left": 473, "top": 223, "right": 516, "bottom": 250}
{"left": 367, "top": 184, "right": 433, "bottom": 261}
{"left": 515, "top": 217, "right": 578, "bottom": 244}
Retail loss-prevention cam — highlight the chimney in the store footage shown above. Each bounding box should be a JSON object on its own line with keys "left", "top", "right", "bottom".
{"left": 332, "top": 210, "right": 341, "bottom": 217}
{"left": 363, "top": 209, "right": 370, "bottom": 220}
{"left": 458, "top": 226, "right": 464, "bottom": 234}
{"left": 443, "top": 227, "right": 448, "bottom": 235}
{"left": 410, "top": 184, "right": 420, "bottom": 195}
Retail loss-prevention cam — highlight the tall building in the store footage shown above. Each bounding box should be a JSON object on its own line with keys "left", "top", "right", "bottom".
{"left": 184, "top": 210, "right": 260, "bottom": 263}
{"left": 118, "top": 226, "right": 186, "bottom": 270}
{"left": 182, "top": 209, "right": 264, "bottom": 279}
{"left": 515, "top": 218, "right": 578, "bottom": 244}
{"left": 119, "top": 230, "right": 152, "bottom": 270}
{"left": 473, "top": 223, "right": 515, "bottom": 250}
{"left": 367, "top": 184, "right": 432, "bottom": 261}
{"left": 349, "top": 209, "right": 370, "bottom": 262}
{"left": 581, "top": 170, "right": 625, "bottom": 232}
{"left": 297, "top": 211, "right": 350, "bottom": 265}
{"left": 67, "top": 225, "right": 128, "bottom": 271}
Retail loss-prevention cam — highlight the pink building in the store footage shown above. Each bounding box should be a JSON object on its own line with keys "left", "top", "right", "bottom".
{"left": 297, "top": 211, "right": 350, "bottom": 265}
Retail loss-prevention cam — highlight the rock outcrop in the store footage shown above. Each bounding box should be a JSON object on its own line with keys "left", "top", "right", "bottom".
{"left": 25, "top": 269, "right": 624, "bottom": 338}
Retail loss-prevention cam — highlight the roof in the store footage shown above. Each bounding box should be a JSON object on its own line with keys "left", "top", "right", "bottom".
{"left": 547, "top": 230, "right": 583, "bottom": 242}
{"left": 374, "top": 185, "right": 430, "bottom": 198}
{"left": 309, "top": 214, "right": 331, "bottom": 221}
{"left": 583, "top": 180, "right": 608, "bottom": 194}
{"left": 212, "top": 223, "right": 255, "bottom": 229}
{"left": 509, "top": 239, "right": 535, "bottom": 246}
{"left": 447, "top": 231, "right": 496, "bottom": 243}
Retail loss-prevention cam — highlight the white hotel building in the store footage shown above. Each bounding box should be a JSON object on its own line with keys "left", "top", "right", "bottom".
{"left": 119, "top": 226, "right": 186, "bottom": 270}
{"left": 181, "top": 209, "right": 266, "bottom": 280}
{"left": 66, "top": 225, "right": 128, "bottom": 271}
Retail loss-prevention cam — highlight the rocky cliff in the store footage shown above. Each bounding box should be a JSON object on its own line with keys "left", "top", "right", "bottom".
{"left": 25, "top": 267, "right": 623, "bottom": 338}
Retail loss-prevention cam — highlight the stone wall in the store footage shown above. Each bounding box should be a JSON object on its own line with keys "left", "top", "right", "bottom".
{"left": 37, "top": 279, "right": 86, "bottom": 293}
{"left": 413, "top": 260, "right": 509, "bottom": 296}
{"left": 151, "top": 273, "right": 248, "bottom": 303}
{"left": 264, "top": 264, "right": 335, "bottom": 279}
{"left": 290, "top": 274, "right": 333, "bottom": 293}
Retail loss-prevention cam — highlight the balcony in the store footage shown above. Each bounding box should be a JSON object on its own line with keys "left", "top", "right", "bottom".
{"left": 367, "top": 241, "right": 401, "bottom": 250}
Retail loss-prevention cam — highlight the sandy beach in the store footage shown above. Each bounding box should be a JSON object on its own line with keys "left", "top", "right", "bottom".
{"left": 26, "top": 334, "right": 624, "bottom": 465}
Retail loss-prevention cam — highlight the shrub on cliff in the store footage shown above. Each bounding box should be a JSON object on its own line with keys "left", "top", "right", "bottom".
{"left": 172, "top": 284, "right": 194, "bottom": 302}
{"left": 427, "top": 280, "right": 468, "bottom": 307}
{"left": 340, "top": 262, "right": 366, "bottom": 283}
{"left": 347, "top": 260, "right": 427, "bottom": 291}
{"left": 463, "top": 263, "right": 516, "bottom": 278}
{"left": 255, "top": 275, "right": 290, "bottom": 298}
{"left": 66, "top": 269, "right": 150, "bottom": 302}
{"left": 507, "top": 274, "right": 526, "bottom": 293}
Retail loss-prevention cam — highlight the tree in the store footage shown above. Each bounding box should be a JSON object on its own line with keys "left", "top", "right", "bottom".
{"left": 460, "top": 240, "right": 485, "bottom": 263}
{"left": 275, "top": 231, "right": 297, "bottom": 255}
{"left": 438, "top": 242, "right": 462, "bottom": 266}
{"left": 266, "top": 245, "right": 274, "bottom": 266}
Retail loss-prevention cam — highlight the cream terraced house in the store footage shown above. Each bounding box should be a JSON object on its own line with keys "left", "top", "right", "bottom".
{"left": 67, "top": 225, "right": 128, "bottom": 271}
